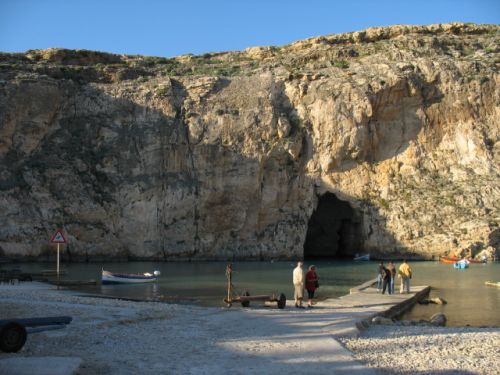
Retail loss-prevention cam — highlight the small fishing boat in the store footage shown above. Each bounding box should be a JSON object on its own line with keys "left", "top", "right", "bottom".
{"left": 453, "top": 259, "right": 470, "bottom": 269}
{"left": 353, "top": 254, "right": 370, "bottom": 261}
{"left": 485, "top": 281, "right": 500, "bottom": 288}
{"left": 101, "top": 270, "right": 160, "bottom": 284}
{"left": 440, "top": 256, "right": 460, "bottom": 264}
{"left": 440, "top": 256, "right": 485, "bottom": 264}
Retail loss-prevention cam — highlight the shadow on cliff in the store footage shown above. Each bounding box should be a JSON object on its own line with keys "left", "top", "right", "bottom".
{"left": 1, "top": 73, "right": 433, "bottom": 262}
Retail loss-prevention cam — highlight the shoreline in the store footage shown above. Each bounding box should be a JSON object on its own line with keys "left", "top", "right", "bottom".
{"left": 1, "top": 282, "right": 499, "bottom": 374}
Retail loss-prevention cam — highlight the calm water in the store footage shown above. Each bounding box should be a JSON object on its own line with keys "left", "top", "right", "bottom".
{"left": 2, "top": 260, "right": 499, "bottom": 327}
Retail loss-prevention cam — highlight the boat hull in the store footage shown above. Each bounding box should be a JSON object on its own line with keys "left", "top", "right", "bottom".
{"left": 441, "top": 256, "right": 485, "bottom": 264}
{"left": 440, "top": 256, "right": 460, "bottom": 264}
{"left": 453, "top": 262, "right": 469, "bottom": 269}
{"left": 101, "top": 270, "right": 157, "bottom": 284}
{"left": 485, "top": 281, "right": 500, "bottom": 288}
{"left": 353, "top": 254, "right": 370, "bottom": 261}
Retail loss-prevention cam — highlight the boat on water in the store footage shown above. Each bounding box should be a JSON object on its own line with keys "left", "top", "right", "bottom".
{"left": 101, "top": 270, "right": 160, "bottom": 284}
{"left": 440, "top": 256, "right": 486, "bottom": 264}
{"left": 440, "top": 256, "right": 460, "bottom": 264}
{"left": 353, "top": 254, "right": 370, "bottom": 261}
{"left": 485, "top": 281, "right": 500, "bottom": 288}
{"left": 453, "top": 259, "right": 470, "bottom": 269}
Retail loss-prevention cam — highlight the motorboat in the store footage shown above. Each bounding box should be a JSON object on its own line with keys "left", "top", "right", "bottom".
{"left": 101, "top": 269, "right": 160, "bottom": 284}
{"left": 441, "top": 256, "right": 485, "bottom": 264}
{"left": 353, "top": 254, "right": 370, "bottom": 261}
{"left": 453, "top": 259, "right": 470, "bottom": 269}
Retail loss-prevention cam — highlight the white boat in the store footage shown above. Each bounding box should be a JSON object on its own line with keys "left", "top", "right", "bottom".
{"left": 101, "top": 269, "right": 160, "bottom": 284}
{"left": 353, "top": 254, "right": 370, "bottom": 261}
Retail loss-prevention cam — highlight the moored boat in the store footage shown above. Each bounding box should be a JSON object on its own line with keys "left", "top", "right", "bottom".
{"left": 453, "top": 259, "right": 470, "bottom": 269}
{"left": 353, "top": 254, "right": 370, "bottom": 261}
{"left": 440, "top": 256, "right": 486, "bottom": 264}
{"left": 101, "top": 270, "right": 160, "bottom": 284}
{"left": 440, "top": 256, "right": 460, "bottom": 264}
{"left": 485, "top": 281, "right": 500, "bottom": 288}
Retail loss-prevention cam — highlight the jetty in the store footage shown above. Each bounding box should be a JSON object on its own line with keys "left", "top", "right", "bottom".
{"left": 203, "top": 279, "right": 431, "bottom": 374}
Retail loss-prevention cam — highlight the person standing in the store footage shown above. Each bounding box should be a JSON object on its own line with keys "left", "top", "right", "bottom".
{"left": 381, "top": 266, "right": 392, "bottom": 294}
{"left": 377, "top": 262, "right": 384, "bottom": 291}
{"left": 305, "top": 265, "right": 319, "bottom": 308}
{"left": 398, "top": 259, "right": 413, "bottom": 294}
{"left": 293, "top": 261, "right": 305, "bottom": 308}
{"left": 387, "top": 261, "right": 396, "bottom": 294}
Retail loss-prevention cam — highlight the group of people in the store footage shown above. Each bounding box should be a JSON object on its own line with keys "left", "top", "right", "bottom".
{"left": 291, "top": 259, "right": 414, "bottom": 309}
{"left": 377, "top": 260, "right": 413, "bottom": 294}
{"left": 292, "top": 261, "right": 318, "bottom": 308}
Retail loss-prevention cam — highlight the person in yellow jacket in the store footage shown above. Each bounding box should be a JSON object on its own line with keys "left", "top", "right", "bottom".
{"left": 398, "top": 259, "right": 412, "bottom": 294}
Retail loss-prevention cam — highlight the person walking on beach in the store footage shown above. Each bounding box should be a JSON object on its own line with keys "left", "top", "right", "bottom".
{"left": 305, "top": 265, "right": 319, "bottom": 308}
{"left": 293, "top": 261, "right": 305, "bottom": 308}
{"left": 398, "top": 259, "right": 413, "bottom": 294}
{"left": 381, "top": 265, "right": 392, "bottom": 294}
{"left": 387, "top": 261, "right": 396, "bottom": 294}
{"left": 377, "top": 261, "right": 384, "bottom": 291}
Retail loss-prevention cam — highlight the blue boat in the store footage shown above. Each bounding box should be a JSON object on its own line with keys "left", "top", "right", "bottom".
{"left": 453, "top": 260, "right": 470, "bottom": 269}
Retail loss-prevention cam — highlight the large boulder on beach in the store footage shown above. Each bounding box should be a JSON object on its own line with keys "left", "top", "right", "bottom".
{"left": 430, "top": 313, "right": 447, "bottom": 326}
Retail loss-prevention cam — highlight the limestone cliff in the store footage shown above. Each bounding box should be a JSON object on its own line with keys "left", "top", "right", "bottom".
{"left": 0, "top": 23, "right": 498, "bottom": 261}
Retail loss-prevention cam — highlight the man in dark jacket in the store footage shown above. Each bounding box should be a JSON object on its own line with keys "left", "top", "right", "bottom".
{"left": 381, "top": 266, "right": 392, "bottom": 295}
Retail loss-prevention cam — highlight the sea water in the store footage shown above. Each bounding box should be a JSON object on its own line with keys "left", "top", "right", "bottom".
{"left": 3, "top": 260, "right": 499, "bottom": 327}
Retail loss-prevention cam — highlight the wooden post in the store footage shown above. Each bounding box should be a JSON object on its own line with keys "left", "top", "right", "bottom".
{"left": 56, "top": 243, "right": 60, "bottom": 289}
{"left": 226, "top": 263, "right": 232, "bottom": 304}
{"left": 56, "top": 243, "right": 60, "bottom": 276}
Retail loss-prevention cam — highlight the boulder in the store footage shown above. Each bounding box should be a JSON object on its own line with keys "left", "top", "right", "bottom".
{"left": 371, "top": 316, "right": 394, "bottom": 325}
{"left": 429, "top": 313, "right": 447, "bottom": 326}
{"left": 430, "top": 297, "right": 447, "bottom": 305}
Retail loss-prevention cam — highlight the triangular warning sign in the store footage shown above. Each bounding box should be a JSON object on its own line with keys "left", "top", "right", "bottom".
{"left": 50, "top": 230, "right": 67, "bottom": 244}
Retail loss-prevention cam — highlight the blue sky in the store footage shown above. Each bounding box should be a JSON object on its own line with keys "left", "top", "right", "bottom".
{"left": 0, "top": 0, "right": 498, "bottom": 57}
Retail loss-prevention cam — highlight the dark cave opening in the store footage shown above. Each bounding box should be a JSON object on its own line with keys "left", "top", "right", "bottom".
{"left": 303, "top": 192, "right": 363, "bottom": 259}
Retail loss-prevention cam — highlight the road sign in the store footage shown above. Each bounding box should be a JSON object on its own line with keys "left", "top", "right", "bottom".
{"left": 50, "top": 230, "right": 66, "bottom": 244}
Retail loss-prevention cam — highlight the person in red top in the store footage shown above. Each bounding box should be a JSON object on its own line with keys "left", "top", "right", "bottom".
{"left": 305, "top": 265, "right": 319, "bottom": 308}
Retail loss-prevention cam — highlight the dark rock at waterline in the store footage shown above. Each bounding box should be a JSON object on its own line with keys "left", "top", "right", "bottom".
{"left": 430, "top": 313, "right": 447, "bottom": 326}
{"left": 419, "top": 297, "right": 447, "bottom": 305}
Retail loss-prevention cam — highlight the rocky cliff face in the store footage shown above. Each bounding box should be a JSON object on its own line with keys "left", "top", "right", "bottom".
{"left": 0, "top": 23, "right": 498, "bottom": 261}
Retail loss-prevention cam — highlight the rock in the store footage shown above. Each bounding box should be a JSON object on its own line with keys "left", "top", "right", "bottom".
{"left": 475, "top": 246, "right": 498, "bottom": 262}
{"left": 430, "top": 297, "right": 447, "bottom": 305}
{"left": 0, "top": 24, "right": 499, "bottom": 261}
{"left": 430, "top": 313, "right": 447, "bottom": 326}
{"left": 420, "top": 297, "right": 447, "bottom": 305}
{"left": 371, "top": 316, "right": 394, "bottom": 325}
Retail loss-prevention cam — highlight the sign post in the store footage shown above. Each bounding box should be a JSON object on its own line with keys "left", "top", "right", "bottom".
{"left": 50, "top": 230, "right": 67, "bottom": 280}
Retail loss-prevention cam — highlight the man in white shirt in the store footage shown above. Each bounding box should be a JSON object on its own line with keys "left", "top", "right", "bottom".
{"left": 293, "top": 261, "right": 305, "bottom": 308}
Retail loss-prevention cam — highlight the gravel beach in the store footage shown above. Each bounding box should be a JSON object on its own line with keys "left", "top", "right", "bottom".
{"left": 1, "top": 282, "right": 498, "bottom": 375}
{"left": 340, "top": 325, "right": 500, "bottom": 374}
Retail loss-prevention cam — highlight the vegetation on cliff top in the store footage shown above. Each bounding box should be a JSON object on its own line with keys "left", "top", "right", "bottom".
{"left": 0, "top": 23, "right": 498, "bottom": 84}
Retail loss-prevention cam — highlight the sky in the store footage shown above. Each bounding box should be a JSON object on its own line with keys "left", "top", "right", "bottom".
{"left": 0, "top": 0, "right": 498, "bottom": 58}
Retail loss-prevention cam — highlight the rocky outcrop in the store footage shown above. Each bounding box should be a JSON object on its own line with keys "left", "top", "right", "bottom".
{"left": 0, "top": 23, "right": 498, "bottom": 261}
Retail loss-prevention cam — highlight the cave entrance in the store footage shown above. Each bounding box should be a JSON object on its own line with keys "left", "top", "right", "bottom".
{"left": 303, "top": 192, "right": 363, "bottom": 259}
